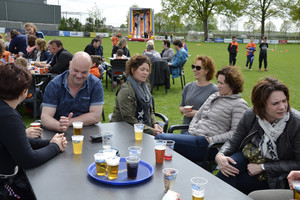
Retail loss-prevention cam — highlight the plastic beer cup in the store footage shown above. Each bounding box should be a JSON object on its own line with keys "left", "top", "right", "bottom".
{"left": 162, "top": 168, "right": 179, "bottom": 192}
{"left": 106, "top": 156, "right": 120, "bottom": 180}
{"left": 94, "top": 153, "right": 107, "bottom": 176}
{"left": 154, "top": 140, "right": 167, "bottom": 164}
{"left": 73, "top": 121, "right": 83, "bottom": 135}
{"left": 191, "top": 177, "right": 208, "bottom": 200}
{"left": 30, "top": 122, "right": 41, "bottom": 127}
{"left": 293, "top": 181, "right": 300, "bottom": 199}
{"left": 134, "top": 124, "right": 144, "bottom": 140}
{"left": 72, "top": 135, "right": 84, "bottom": 154}
{"left": 165, "top": 140, "right": 175, "bottom": 160}
{"left": 126, "top": 156, "right": 140, "bottom": 179}
{"left": 102, "top": 131, "right": 113, "bottom": 150}
{"left": 128, "top": 146, "right": 142, "bottom": 157}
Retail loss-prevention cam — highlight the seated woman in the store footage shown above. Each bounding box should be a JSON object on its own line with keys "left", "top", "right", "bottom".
{"left": 111, "top": 38, "right": 130, "bottom": 57}
{"left": 111, "top": 54, "right": 163, "bottom": 135}
{"left": 179, "top": 55, "right": 218, "bottom": 133}
{"left": 215, "top": 77, "right": 300, "bottom": 194}
{"left": 0, "top": 39, "right": 10, "bottom": 64}
{"left": 35, "top": 38, "right": 51, "bottom": 62}
{"left": 25, "top": 35, "right": 38, "bottom": 60}
{"left": 155, "top": 66, "right": 248, "bottom": 162}
{"left": 0, "top": 62, "right": 67, "bottom": 199}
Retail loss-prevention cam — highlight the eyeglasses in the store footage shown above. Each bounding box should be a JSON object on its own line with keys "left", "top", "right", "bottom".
{"left": 191, "top": 65, "right": 201, "bottom": 71}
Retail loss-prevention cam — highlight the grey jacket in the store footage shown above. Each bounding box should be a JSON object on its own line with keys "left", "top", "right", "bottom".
{"left": 161, "top": 48, "right": 175, "bottom": 62}
{"left": 111, "top": 81, "right": 157, "bottom": 135}
{"left": 219, "top": 108, "right": 300, "bottom": 177}
{"left": 188, "top": 92, "right": 248, "bottom": 143}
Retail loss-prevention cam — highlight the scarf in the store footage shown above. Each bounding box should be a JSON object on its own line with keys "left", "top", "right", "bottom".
{"left": 127, "top": 76, "right": 152, "bottom": 126}
{"left": 36, "top": 51, "right": 42, "bottom": 62}
{"left": 257, "top": 112, "right": 290, "bottom": 160}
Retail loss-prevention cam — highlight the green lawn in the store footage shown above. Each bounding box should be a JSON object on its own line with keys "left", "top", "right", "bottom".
{"left": 20, "top": 36, "right": 300, "bottom": 129}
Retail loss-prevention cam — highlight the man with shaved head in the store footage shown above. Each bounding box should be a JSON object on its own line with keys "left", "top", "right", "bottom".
{"left": 41, "top": 51, "right": 104, "bottom": 132}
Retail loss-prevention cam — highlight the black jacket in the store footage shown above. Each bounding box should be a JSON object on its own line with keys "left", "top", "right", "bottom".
{"left": 219, "top": 108, "right": 300, "bottom": 177}
{"left": 84, "top": 43, "right": 97, "bottom": 55}
{"left": 49, "top": 48, "right": 73, "bottom": 74}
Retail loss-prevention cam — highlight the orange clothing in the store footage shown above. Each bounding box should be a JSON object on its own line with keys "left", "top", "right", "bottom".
{"left": 246, "top": 43, "right": 256, "bottom": 56}
{"left": 112, "top": 36, "right": 119, "bottom": 46}
{"left": 90, "top": 66, "right": 100, "bottom": 78}
{"left": 2, "top": 51, "right": 11, "bottom": 63}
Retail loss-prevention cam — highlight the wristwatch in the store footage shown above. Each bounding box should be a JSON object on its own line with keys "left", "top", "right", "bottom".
{"left": 261, "top": 164, "right": 265, "bottom": 171}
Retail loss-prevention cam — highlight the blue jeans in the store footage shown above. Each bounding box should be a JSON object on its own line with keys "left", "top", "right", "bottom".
{"left": 155, "top": 133, "right": 216, "bottom": 162}
{"left": 216, "top": 151, "right": 269, "bottom": 194}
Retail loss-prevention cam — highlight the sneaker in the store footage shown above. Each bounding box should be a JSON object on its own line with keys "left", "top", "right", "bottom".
{"left": 245, "top": 66, "right": 247, "bottom": 70}
{"left": 249, "top": 69, "right": 252, "bottom": 71}
{"left": 265, "top": 69, "right": 268, "bottom": 71}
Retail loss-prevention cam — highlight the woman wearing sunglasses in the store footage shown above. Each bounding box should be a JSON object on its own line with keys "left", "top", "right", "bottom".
{"left": 155, "top": 66, "right": 248, "bottom": 162}
{"left": 179, "top": 55, "right": 218, "bottom": 133}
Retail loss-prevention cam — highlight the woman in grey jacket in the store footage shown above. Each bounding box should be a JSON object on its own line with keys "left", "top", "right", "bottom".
{"left": 155, "top": 66, "right": 248, "bottom": 162}
{"left": 161, "top": 40, "right": 175, "bottom": 62}
{"left": 215, "top": 77, "right": 300, "bottom": 194}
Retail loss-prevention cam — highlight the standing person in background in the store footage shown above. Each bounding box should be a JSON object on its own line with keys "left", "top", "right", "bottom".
{"left": 259, "top": 36, "right": 269, "bottom": 72}
{"left": 170, "top": 32, "right": 174, "bottom": 43}
{"left": 161, "top": 40, "right": 175, "bottom": 62}
{"left": 4, "top": 32, "right": 11, "bottom": 51}
{"left": 24, "top": 22, "right": 45, "bottom": 39}
{"left": 245, "top": 37, "right": 256, "bottom": 71}
{"left": 111, "top": 33, "right": 119, "bottom": 47}
{"left": 228, "top": 36, "right": 239, "bottom": 66}
{"left": 181, "top": 38, "right": 188, "bottom": 53}
{"left": 9, "top": 29, "right": 28, "bottom": 56}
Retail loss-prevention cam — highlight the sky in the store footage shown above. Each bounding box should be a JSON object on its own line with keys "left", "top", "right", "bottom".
{"left": 46, "top": 0, "right": 284, "bottom": 31}
{"left": 47, "top": 0, "right": 162, "bottom": 27}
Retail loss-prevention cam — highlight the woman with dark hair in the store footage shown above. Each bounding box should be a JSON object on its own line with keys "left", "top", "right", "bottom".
{"left": 179, "top": 55, "right": 218, "bottom": 133}
{"left": 155, "top": 66, "right": 248, "bottom": 162}
{"left": 25, "top": 35, "right": 38, "bottom": 60}
{"left": 0, "top": 63, "right": 67, "bottom": 199}
{"left": 215, "top": 77, "right": 300, "bottom": 194}
{"left": 111, "top": 54, "right": 163, "bottom": 135}
{"left": 8, "top": 29, "right": 28, "bottom": 56}
{"left": 161, "top": 39, "right": 175, "bottom": 62}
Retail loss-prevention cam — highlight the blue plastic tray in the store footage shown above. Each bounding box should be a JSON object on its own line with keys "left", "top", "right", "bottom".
{"left": 87, "top": 157, "right": 154, "bottom": 185}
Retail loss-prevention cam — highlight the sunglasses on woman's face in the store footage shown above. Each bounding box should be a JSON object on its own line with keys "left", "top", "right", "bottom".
{"left": 191, "top": 65, "right": 201, "bottom": 71}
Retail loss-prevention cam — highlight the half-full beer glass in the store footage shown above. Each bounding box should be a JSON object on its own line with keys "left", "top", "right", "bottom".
{"left": 73, "top": 121, "right": 83, "bottom": 135}
{"left": 106, "top": 156, "right": 120, "bottom": 180}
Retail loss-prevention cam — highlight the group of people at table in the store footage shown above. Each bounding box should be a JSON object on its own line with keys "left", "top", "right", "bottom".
{"left": 0, "top": 25, "right": 300, "bottom": 200}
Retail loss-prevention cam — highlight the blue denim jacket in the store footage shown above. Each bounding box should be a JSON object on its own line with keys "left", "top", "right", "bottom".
{"left": 169, "top": 48, "right": 188, "bottom": 78}
{"left": 42, "top": 70, "right": 104, "bottom": 120}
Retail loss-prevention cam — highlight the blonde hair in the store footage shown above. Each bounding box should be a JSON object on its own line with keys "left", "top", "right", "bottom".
{"left": 35, "top": 38, "right": 47, "bottom": 52}
{"left": 15, "top": 57, "right": 28, "bottom": 68}
{"left": 24, "top": 22, "right": 37, "bottom": 34}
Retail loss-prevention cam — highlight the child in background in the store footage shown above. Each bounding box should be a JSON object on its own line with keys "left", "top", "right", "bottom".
{"left": 227, "top": 36, "right": 238, "bottom": 66}
{"left": 90, "top": 55, "right": 101, "bottom": 78}
{"left": 259, "top": 36, "right": 269, "bottom": 71}
{"left": 111, "top": 34, "right": 119, "bottom": 47}
{"left": 245, "top": 37, "right": 256, "bottom": 71}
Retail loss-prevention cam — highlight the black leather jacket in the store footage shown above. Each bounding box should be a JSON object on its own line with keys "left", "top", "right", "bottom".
{"left": 219, "top": 108, "right": 300, "bottom": 177}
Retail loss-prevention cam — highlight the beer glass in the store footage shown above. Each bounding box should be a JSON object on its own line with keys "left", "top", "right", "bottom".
{"left": 102, "top": 131, "right": 113, "bottom": 150}
{"left": 73, "top": 121, "right": 83, "bottom": 135}
{"left": 30, "top": 122, "right": 41, "bottom": 127}
{"left": 106, "top": 156, "right": 120, "bottom": 180}
{"left": 134, "top": 124, "right": 144, "bottom": 141}
{"left": 165, "top": 140, "right": 175, "bottom": 160}
{"left": 128, "top": 146, "right": 142, "bottom": 157}
{"left": 71, "top": 135, "right": 84, "bottom": 154}
{"left": 94, "top": 153, "right": 107, "bottom": 176}
{"left": 191, "top": 177, "right": 208, "bottom": 200}
{"left": 293, "top": 181, "right": 300, "bottom": 199}
{"left": 154, "top": 140, "right": 167, "bottom": 164}
{"left": 162, "top": 168, "right": 179, "bottom": 192}
{"left": 126, "top": 156, "right": 140, "bottom": 179}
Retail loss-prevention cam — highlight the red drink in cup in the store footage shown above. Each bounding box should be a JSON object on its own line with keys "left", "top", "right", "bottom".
{"left": 154, "top": 140, "right": 167, "bottom": 164}
{"left": 164, "top": 140, "right": 175, "bottom": 161}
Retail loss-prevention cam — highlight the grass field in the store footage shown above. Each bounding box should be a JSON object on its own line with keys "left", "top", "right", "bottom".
{"left": 19, "top": 36, "right": 300, "bottom": 129}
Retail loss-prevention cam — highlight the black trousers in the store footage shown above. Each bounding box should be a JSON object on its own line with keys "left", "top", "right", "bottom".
{"left": 259, "top": 54, "right": 267, "bottom": 69}
{"left": 229, "top": 53, "right": 237, "bottom": 66}
{"left": 245, "top": 55, "right": 254, "bottom": 69}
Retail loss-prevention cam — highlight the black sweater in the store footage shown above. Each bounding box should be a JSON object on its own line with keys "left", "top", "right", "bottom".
{"left": 0, "top": 100, "right": 60, "bottom": 175}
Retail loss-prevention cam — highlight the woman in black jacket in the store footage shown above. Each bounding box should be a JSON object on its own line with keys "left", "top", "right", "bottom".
{"left": 0, "top": 63, "right": 67, "bottom": 199}
{"left": 215, "top": 77, "right": 300, "bottom": 194}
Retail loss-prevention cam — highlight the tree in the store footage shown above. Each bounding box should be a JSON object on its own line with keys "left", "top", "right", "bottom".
{"left": 265, "top": 21, "right": 276, "bottom": 36}
{"left": 73, "top": 18, "right": 82, "bottom": 31}
{"left": 86, "top": 3, "right": 106, "bottom": 31}
{"left": 243, "top": 19, "right": 256, "bottom": 34}
{"left": 162, "top": 0, "right": 247, "bottom": 41}
{"left": 280, "top": 20, "right": 293, "bottom": 34}
{"left": 245, "top": 0, "right": 285, "bottom": 40}
{"left": 120, "top": 24, "right": 127, "bottom": 28}
{"left": 222, "top": 16, "right": 238, "bottom": 34}
{"left": 289, "top": 0, "right": 300, "bottom": 21}
{"left": 154, "top": 12, "right": 168, "bottom": 33}
{"left": 58, "top": 17, "right": 68, "bottom": 30}
{"left": 167, "top": 15, "right": 184, "bottom": 32}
